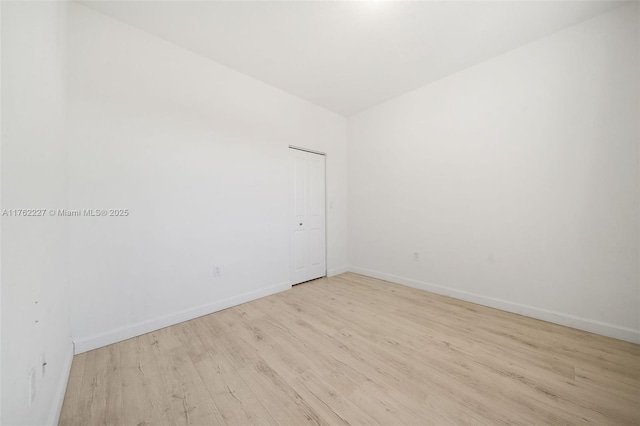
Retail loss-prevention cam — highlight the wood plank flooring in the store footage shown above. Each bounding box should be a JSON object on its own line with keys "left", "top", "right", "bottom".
{"left": 59, "top": 273, "right": 640, "bottom": 425}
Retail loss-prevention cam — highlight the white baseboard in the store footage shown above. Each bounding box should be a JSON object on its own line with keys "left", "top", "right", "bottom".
{"left": 348, "top": 266, "right": 640, "bottom": 344}
{"left": 327, "top": 266, "right": 349, "bottom": 277}
{"left": 73, "top": 282, "right": 292, "bottom": 354}
{"left": 46, "top": 342, "right": 74, "bottom": 425}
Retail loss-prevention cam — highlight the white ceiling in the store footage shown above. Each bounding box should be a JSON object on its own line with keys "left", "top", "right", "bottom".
{"left": 80, "top": 1, "right": 625, "bottom": 116}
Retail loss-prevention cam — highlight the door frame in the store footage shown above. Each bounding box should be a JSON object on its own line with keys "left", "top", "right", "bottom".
{"left": 288, "top": 145, "right": 328, "bottom": 285}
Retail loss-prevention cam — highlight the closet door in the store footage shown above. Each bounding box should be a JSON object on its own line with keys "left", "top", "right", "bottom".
{"left": 290, "top": 148, "right": 326, "bottom": 285}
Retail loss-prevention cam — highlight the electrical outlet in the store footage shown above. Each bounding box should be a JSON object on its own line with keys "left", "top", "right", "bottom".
{"left": 412, "top": 252, "right": 420, "bottom": 261}
{"left": 28, "top": 368, "right": 36, "bottom": 405}
{"left": 214, "top": 266, "right": 222, "bottom": 277}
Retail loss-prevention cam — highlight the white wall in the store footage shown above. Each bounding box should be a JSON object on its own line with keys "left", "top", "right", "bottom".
{"left": 348, "top": 4, "right": 640, "bottom": 343}
{"left": 67, "top": 3, "right": 348, "bottom": 353}
{"left": 1, "top": 3, "right": 4, "bottom": 422}
{"left": 1, "top": 1, "right": 73, "bottom": 424}
{"left": 1, "top": 2, "right": 4, "bottom": 421}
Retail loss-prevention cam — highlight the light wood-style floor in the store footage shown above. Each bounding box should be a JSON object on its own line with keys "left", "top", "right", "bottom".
{"left": 60, "top": 273, "right": 640, "bottom": 425}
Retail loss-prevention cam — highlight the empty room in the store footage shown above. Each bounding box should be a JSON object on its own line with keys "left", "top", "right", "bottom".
{"left": 1, "top": 0, "right": 639, "bottom": 425}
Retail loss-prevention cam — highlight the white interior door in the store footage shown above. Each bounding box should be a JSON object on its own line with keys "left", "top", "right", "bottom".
{"left": 290, "top": 147, "right": 326, "bottom": 285}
